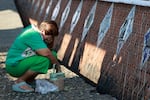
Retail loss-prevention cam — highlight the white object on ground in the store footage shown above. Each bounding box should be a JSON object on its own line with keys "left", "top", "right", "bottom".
{"left": 35, "top": 79, "right": 58, "bottom": 94}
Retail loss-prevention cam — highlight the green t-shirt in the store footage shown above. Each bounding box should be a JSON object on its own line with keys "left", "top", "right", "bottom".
{"left": 6, "top": 25, "right": 47, "bottom": 66}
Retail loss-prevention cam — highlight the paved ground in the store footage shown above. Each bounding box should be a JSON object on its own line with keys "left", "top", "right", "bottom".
{"left": 0, "top": 52, "right": 117, "bottom": 100}
{"left": 0, "top": 0, "right": 23, "bottom": 52}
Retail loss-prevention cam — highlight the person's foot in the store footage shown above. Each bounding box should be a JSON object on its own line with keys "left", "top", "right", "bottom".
{"left": 12, "top": 81, "right": 34, "bottom": 92}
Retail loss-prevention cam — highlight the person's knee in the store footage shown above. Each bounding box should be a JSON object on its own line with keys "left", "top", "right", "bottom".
{"left": 29, "top": 56, "right": 50, "bottom": 73}
{"left": 40, "top": 56, "right": 50, "bottom": 66}
{"left": 38, "top": 53, "right": 57, "bottom": 69}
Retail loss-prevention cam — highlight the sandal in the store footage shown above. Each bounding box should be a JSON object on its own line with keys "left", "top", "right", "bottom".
{"left": 12, "top": 81, "right": 34, "bottom": 92}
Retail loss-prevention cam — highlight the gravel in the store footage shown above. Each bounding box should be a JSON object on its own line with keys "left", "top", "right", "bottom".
{"left": 0, "top": 52, "right": 117, "bottom": 100}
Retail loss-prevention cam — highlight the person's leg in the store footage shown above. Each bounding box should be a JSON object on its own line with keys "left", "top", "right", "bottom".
{"left": 17, "top": 56, "right": 50, "bottom": 81}
{"left": 6, "top": 56, "right": 50, "bottom": 77}
{"left": 6, "top": 56, "right": 50, "bottom": 92}
{"left": 15, "top": 70, "right": 38, "bottom": 83}
{"left": 15, "top": 70, "right": 38, "bottom": 90}
{"left": 10, "top": 70, "right": 38, "bottom": 92}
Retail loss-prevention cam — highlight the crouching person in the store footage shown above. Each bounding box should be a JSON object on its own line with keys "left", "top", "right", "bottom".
{"left": 5, "top": 20, "right": 61, "bottom": 92}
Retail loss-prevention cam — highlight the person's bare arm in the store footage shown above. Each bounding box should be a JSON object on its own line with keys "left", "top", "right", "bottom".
{"left": 36, "top": 48, "right": 61, "bottom": 72}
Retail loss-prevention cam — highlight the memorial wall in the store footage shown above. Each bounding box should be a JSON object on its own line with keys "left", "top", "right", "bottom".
{"left": 15, "top": 0, "right": 150, "bottom": 99}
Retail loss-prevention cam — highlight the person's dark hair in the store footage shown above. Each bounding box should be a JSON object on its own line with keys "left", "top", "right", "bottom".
{"left": 38, "top": 20, "right": 59, "bottom": 36}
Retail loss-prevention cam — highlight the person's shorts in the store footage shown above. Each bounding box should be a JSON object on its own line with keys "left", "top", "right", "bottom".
{"left": 6, "top": 51, "right": 57, "bottom": 77}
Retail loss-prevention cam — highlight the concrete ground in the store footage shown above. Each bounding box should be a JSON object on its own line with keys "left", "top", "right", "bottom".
{"left": 0, "top": 53, "right": 117, "bottom": 100}
{"left": 0, "top": 0, "right": 23, "bottom": 52}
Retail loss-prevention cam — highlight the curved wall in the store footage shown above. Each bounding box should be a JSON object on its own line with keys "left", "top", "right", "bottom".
{"left": 15, "top": 0, "right": 150, "bottom": 99}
